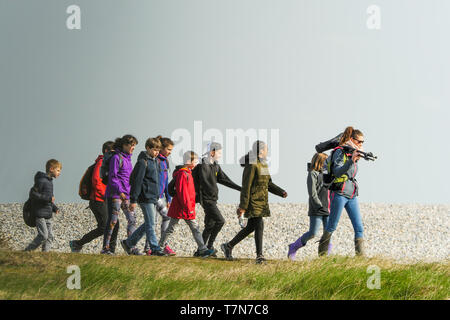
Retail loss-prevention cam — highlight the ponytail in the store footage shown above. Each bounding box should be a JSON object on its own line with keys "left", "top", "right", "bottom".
{"left": 113, "top": 134, "right": 138, "bottom": 151}
{"left": 157, "top": 135, "right": 174, "bottom": 149}
{"left": 339, "top": 127, "right": 354, "bottom": 146}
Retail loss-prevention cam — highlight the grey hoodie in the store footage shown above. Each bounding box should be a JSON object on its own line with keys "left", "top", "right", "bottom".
{"left": 307, "top": 170, "right": 330, "bottom": 216}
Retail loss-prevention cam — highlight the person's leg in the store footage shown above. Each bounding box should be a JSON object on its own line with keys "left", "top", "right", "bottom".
{"left": 77, "top": 200, "right": 107, "bottom": 247}
{"left": 202, "top": 204, "right": 214, "bottom": 246}
{"left": 158, "top": 218, "right": 179, "bottom": 249}
{"left": 25, "top": 217, "right": 48, "bottom": 251}
{"left": 254, "top": 217, "right": 264, "bottom": 257}
{"left": 122, "top": 199, "right": 137, "bottom": 237}
{"left": 228, "top": 217, "right": 257, "bottom": 248}
{"left": 319, "top": 192, "right": 347, "bottom": 256}
{"left": 288, "top": 216, "right": 321, "bottom": 260}
{"left": 344, "top": 197, "right": 365, "bottom": 256}
{"left": 139, "top": 202, "right": 161, "bottom": 251}
{"left": 42, "top": 218, "right": 54, "bottom": 252}
{"left": 156, "top": 198, "right": 170, "bottom": 236}
{"left": 103, "top": 198, "right": 121, "bottom": 250}
{"left": 205, "top": 202, "right": 225, "bottom": 249}
{"left": 185, "top": 219, "right": 208, "bottom": 252}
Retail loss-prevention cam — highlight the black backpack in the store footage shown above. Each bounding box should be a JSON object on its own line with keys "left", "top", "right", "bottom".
{"left": 79, "top": 163, "right": 95, "bottom": 200}
{"left": 100, "top": 151, "right": 123, "bottom": 185}
{"left": 23, "top": 188, "right": 36, "bottom": 227}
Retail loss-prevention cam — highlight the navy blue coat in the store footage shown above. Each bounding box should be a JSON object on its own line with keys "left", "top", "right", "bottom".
{"left": 130, "top": 151, "right": 160, "bottom": 204}
{"left": 29, "top": 171, "right": 58, "bottom": 219}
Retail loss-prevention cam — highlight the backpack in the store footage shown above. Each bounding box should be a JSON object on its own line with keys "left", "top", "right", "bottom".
{"left": 100, "top": 151, "right": 123, "bottom": 185}
{"left": 315, "top": 133, "right": 343, "bottom": 153}
{"left": 78, "top": 163, "right": 96, "bottom": 200}
{"left": 323, "top": 146, "right": 350, "bottom": 189}
{"left": 167, "top": 169, "right": 189, "bottom": 197}
{"left": 23, "top": 189, "right": 36, "bottom": 227}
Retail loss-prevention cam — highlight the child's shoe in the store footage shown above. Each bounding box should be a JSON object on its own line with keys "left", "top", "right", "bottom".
{"left": 120, "top": 240, "right": 132, "bottom": 255}
{"left": 164, "top": 245, "right": 176, "bottom": 256}
{"left": 69, "top": 240, "right": 82, "bottom": 253}
{"left": 255, "top": 255, "right": 267, "bottom": 265}
{"left": 221, "top": 242, "right": 234, "bottom": 261}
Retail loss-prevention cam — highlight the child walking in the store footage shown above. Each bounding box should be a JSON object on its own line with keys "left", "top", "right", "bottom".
{"left": 192, "top": 142, "right": 241, "bottom": 255}
{"left": 101, "top": 134, "right": 138, "bottom": 255}
{"left": 121, "top": 137, "right": 166, "bottom": 256}
{"left": 221, "top": 141, "right": 287, "bottom": 264}
{"left": 70, "top": 141, "right": 114, "bottom": 252}
{"left": 158, "top": 151, "right": 215, "bottom": 258}
{"left": 25, "top": 159, "right": 62, "bottom": 252}
{"left": 287, "top": 153, "right": 331, "bottom": 260}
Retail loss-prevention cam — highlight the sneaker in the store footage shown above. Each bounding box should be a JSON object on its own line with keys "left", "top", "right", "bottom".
{"left": 256, "top": 255, "right": 267, "bottom": 265}
{"left": 100, "top": 248, "right": 113, "bottom": 255}
{"left": 69, "top": 240, "right": 82, "bottom": 253}
{"left": 199, "top": 248, "right": 216, "bottom": 258}
{"left": 130, "top": 247, "right": 143, "bottom": 256}
{"left": 145, "top": 249, "right": 152, "bottom": 256}
{"left": 193, "top": 250, "right": 200, "bottom": 257}
{"left": 220, "top": 242, "right": 234, "bottom": 261}
{"left": 120, "top": 240, "right": 132, "bottom": 255}
{"left": 207, "top": 247, "right": 218, "bottom": 258}
{"left": 164, "top": 245, "right": 176, "bottom": 256}
{"left": 151, "top": 249, "right": 166, "bottom": 256}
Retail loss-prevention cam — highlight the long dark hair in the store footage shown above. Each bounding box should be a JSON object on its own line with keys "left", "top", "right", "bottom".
{"left": 339, "top": 127, "right": 364, "bottom": 146}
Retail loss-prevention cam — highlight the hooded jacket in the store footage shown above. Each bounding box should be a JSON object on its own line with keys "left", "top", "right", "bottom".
{"left": 307, "top": 170, "right": 330, "bottom": 216}
{"left": 167, "top": 166, "right": 196, "bottom": 220}
{"left": 329, "top": 147, "right": 359, "bottom": 199}
{"left": 239, "top": 153, "right": 285, "bottom": 218}
{"left": 29, "top": 171, "right": 58, "bottom": 219}
{"left": 90, "top": 155, "right": 107, "bottom": 202}
{"left": 192, "top": 157, "right": 241, "bottom": 205}
{"left": 105, "top": 150, "right": 133, "bottom": 199}
{"left": 157, "top": 153, "right": 172, "bottom": 203}
{"left": 130, "top": 151, "right": 160, "bottom": 204}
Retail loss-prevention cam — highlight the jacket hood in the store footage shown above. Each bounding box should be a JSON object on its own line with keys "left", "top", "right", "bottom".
{"left": 172, "top": 165, "right": 187, "bottom": 178}
{"left": 137, "top": 150, "right": 155, "bottom": 161}
{"left": 35, "top": 171, "right": 50, "bottom": 182}
{"left": 239, "top": 152, "right": 265, "bottom": 167}
{"left": 95, "top": 155, "right": 104, "bottom": 163}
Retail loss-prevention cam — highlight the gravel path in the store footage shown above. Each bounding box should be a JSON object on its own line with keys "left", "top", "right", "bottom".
{"left": 1, "top": 203, "right": 449, "bottom": 264}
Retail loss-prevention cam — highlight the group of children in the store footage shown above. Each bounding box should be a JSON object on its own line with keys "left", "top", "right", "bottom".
{"left": 25, "top": 126, "right": 367, "bottom": 263}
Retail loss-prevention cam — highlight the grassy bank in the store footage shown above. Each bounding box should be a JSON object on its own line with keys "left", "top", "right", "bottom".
{"left": 0, "top": 249, "right": 448, "bottom": 300}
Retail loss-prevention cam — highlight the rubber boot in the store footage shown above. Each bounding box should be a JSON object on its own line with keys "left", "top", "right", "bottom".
{"left": 318, "top": 231, "right": 332, "bottom": 257}
{"left": 287, "top": 237, "right": 304, "bottom": 261}
{"left": 327, "top": 242, "right": 333, "bottom": 255}
{"left": 355, "top": 238, "right": 365, "bottom": 257}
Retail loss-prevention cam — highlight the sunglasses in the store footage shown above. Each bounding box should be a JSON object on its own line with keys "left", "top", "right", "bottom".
{"left": 353, "top": 138, "right": 364, "bottom": 144}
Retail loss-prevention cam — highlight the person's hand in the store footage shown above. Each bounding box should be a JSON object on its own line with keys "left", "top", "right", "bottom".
{"left": 119, "top": 193, "right": 127, "bottom": 201}
{"left": 166, "top": 202, "right": 170, "bottom": 209}
{"left": 236, "top": 208, "right": 245, "bottom": 217}
{"left": 129, "top": 203, "right": 137, "bottom": 212}
{"left": 352, "top": 150, "right": 361, "bottom": 163}
{"left": 282, "top": 191, "right": 288, "bottom": 198}
{"left": 55, "top": 210, "right": 59, "bottom": 215}
{"left": 51, "top": 196, "right": 55, "bottom": 203}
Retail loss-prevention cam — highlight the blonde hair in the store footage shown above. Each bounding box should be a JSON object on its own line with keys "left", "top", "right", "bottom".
{"left": 310, "top": 153, "right": 328, "bottom": 172}
{"left": 46, "top": 159, "right": 62, "bottom": 173}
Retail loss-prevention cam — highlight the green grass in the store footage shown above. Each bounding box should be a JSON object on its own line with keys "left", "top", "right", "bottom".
{"left": 0, "top": 249, "right": 448, "bottom": 300}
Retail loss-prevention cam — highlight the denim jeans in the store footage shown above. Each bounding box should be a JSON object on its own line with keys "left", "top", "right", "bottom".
{"left": 326, "top": 192, "right": 364, "bottom": 239}
{"left": 25, "top": 217, "right": 54, "bottom": 252}
{"left": 300, "top": 215, "right": 329, "bottom": 245}
{"left": 126, "top": 202, "right": 161, "bottom": 251}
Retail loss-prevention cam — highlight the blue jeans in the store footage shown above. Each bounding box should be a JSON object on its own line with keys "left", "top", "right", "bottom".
{"left": 300, "top": 215, "right": 329, "bottom": 245}
{"left": 126, "top": 202, "right": 161, "bottom": 251}
{"left": 326, "top": 192, "right": 364, "bottom": 239}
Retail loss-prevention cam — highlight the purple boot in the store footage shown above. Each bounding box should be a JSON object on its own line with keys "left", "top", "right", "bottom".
{"left": 327, "top": 242, "right": 333, "bottom": 255}
{"left": 287, "top": 237, "right": 304, "bottom": 261}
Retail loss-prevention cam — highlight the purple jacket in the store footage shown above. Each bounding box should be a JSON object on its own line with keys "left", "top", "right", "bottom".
{"left": 105, "top": 150, "right": 133, "bottom": 199}
{"left": 157, "top": 154, "right": 172, "bottom": 203}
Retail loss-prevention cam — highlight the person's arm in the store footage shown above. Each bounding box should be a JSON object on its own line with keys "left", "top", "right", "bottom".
{"left": 239, "top": 164, "right": 257, "bottom": 211}
{"left": 268, "top": 178, "right": 286, "bottom": 197}
{"left": 52, "top": 202, "right": 59, "bottom": 213}
{"left": 332, "top": 149, "right": 354, "bottom": 178}
{"left": 217, "top": 166, "right": 242, "bottom": 191}
{"left": 307, "top": 171, "right": 322, "bottom": 210}
{"left": 108, "top": 155, "right": 122, "bottom": 198}
{"left": 129, "top": 159, "right": 146, "bottom": 204}
{"left": 164, "top": 170, "right": 172, "bottom": 203}
{"left": 91, "top": 160, "right": 103, "bottom": 197}
{"left": 176, "top": 171, "right": 194, "bottom": 214}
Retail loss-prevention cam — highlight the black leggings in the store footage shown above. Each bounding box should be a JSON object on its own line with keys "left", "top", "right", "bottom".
{"left": 77, "top": 200, "right": 108, "bottom": 246}
{"left": 229, "top": 217, "right": 264, "bottom": 256}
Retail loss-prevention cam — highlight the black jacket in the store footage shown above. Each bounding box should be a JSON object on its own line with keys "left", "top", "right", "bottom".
{"left": 29, "top": 171, "right": 58, "bottom": 219}
{"left": 130, "top": 151, "right": 160, "bottom": 204}
{"left": 192, "top": 157, "right": 241, "bottom": 204}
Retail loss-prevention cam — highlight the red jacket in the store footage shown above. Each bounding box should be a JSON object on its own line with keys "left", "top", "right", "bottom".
{"left": 167, "top": 167, "right": 196, "bottom": 220}
{"left": 90, "top": 155, "right": 107, "bottom": 202}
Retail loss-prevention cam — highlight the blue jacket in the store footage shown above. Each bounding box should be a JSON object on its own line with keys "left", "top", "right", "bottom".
{"left": 330, "top": 148, "right": 359, "bottom": 198}
{"left": 29, "top": 171, "right": 58, "bottom": 219}
{"left": 130, "top": 151, "right": 160, "bottom": 204}
{"left": 157, "top": 154, "right": 172, "bottom": 203}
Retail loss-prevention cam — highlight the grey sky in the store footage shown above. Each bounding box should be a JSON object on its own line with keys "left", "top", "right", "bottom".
{"left": 1, "top": 0, "right": 449, "bottom": 204}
